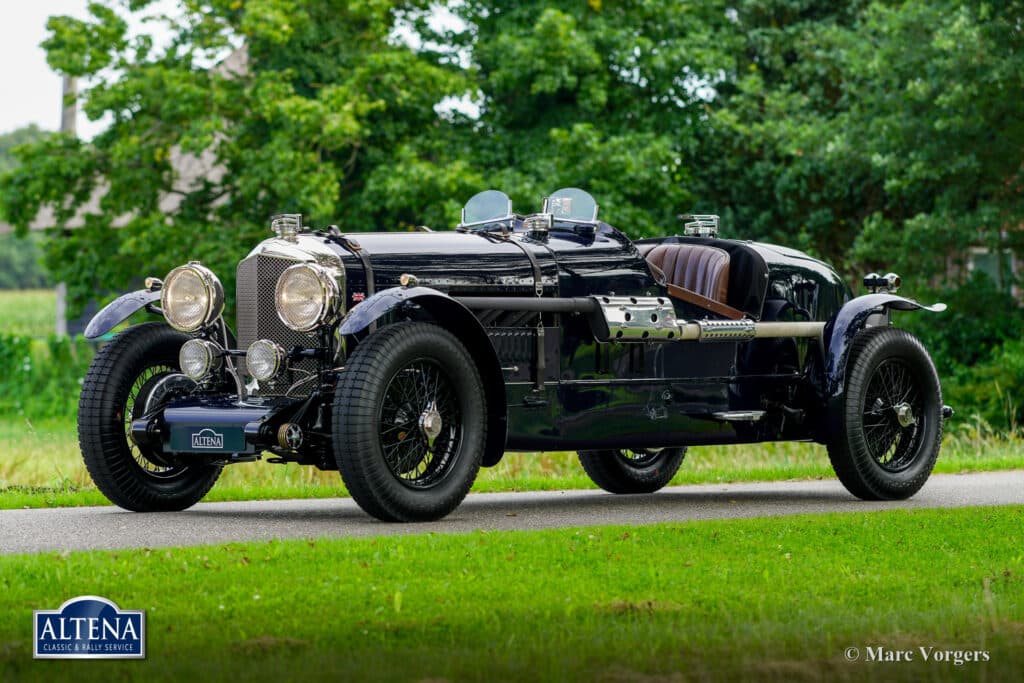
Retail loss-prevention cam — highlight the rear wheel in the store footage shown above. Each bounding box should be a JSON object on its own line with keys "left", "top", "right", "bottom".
{"left": 827, "top": 327, "right": 942, "bottom": 500}
{"left": 577, "top": 448, "right": 687, "bottom": 494}
{"left": 333, "top": 322, "right": 486, "bottom": 522}
{"left": 78, "top": 323, "right": 222, "bottom": 511}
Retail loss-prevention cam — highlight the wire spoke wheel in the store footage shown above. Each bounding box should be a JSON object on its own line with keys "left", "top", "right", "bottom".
{"left": 379, "top": 359, "right": 463, "bottom": 489}
{"left": 862, "top": 359, "right": 922, "bottom": 472}
{"left": 827, "top": 327, "right": 942, "bottom": 501}
{"left": 333, "top": 322, "right": 486, "bottom": 522}
{"left": 618, "top": 448, "right": 663, "bottom": 466}
{"left": 122, "top": 364, "right": 187, "bottom": 478}
{"left": 78, "top": 323, "right": 222, "bottom": 512}
{"left": 578, "top": 447, "right": 687, "bottom": 494}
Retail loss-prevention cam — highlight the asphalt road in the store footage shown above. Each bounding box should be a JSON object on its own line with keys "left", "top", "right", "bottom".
{"left": 1, "top": 471, "right": 1021, "bottom": 555}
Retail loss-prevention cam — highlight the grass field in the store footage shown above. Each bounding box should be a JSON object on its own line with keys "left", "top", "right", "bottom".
{"left": 0, "top": 505, "right": 1020, "bottom": 681}
{"left": 2, "top": 416, "right": 1024, "bottom": 509}
{"left": 0, "top": 289, "right": 56, "bottom": 337}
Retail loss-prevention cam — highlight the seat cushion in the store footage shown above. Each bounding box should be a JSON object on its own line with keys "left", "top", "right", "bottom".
{"left": 646, "top": 244, "right": 730, "bottom": 304}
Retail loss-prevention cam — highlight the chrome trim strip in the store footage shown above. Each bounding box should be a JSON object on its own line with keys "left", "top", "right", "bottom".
{"left": 712, "top": 410, "right": 767, "bottom": 422}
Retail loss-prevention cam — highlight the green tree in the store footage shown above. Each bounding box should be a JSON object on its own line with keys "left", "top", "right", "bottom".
{"left": 0, "top": 0, "right": 464, "bottom": 313}
{"left": 699, "top": 1, "right": 1024, "bottom": 284}
{"left": 0, "top": 125, "right": 52, "bottom": 289}
{"left": 3, "top": 0, "right": 1023, "bottom": 330}
{"left": 0, "top": 125, "right": 47, "bottom": 176}
{"left": 838, "top": 1, "right": 1024, "bottom": 284}
{"left": 442, "top": 1, "right": 736, "bottom": 233}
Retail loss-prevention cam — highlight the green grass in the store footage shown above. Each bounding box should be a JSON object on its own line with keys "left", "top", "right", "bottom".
{"left": 3, "top": 417, "right": 1024, "bottom": 509}
{"left": 0, "top": 289, "right": 56, "bottom": 337}
{"left": 1, "top": 506, "right": 1021, "bottom": 681}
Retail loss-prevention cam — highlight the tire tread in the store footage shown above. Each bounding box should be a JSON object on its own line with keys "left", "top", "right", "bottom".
{"left": 333, "top": 322, "right": 486, "bottom": 522}
{"left": 78, "top": 322, "right": 222, "bottom": 512}
{"left": 578, "top": 448, "right": 686, "bottom": 494}
{"left": 827, "top": 327, "right": 942, "bottom": 500}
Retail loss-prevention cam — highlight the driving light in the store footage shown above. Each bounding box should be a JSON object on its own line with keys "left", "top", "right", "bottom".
{"left": 246, "top": 339, "right": 287, "bottom": 382}
{"left": 161, "top": 262, "right": 225, "bottom": 332}
{"left": 275, "top": 262, "right": 341, "bottom": 332}
{"left": 179, "top": 339, "right": 222, "bottom": 381}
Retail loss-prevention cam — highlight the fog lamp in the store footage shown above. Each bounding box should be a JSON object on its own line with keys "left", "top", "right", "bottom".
{"left": 246, "top": 339, "right": 287, "bottom": 382}
{"left": 179, "top": 339, "right": 222, "bottom": 381}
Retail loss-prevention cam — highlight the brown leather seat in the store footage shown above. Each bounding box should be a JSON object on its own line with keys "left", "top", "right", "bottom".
{"left": 646, "top": 243, "right": 731, "bottom": 304}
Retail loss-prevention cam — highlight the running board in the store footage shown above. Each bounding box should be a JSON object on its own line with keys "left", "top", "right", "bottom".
{"left": 712, "top": 410, "right": 767, "bottom": 422}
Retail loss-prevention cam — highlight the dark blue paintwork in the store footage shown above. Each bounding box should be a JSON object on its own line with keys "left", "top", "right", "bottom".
{"left": 824, "top": 293, "right": 947, "bottom": 399}
{"left": 337, "top": 284, "right": 510, "bottom": 466}
{"left": 110, "top": 218, "right": 946, "bottom": 460}
{"left": 84, "top": 289, "right": 161, "bottom": 339}
{"left": 161, "top": 396, "right": 298, "bottom": 454}
{"left": 338, "top": 286, "right": 470, "bottom": 336}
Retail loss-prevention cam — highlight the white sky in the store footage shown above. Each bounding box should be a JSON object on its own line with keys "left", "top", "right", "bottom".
{"left": 0, "top": 1, "right": 176, "bottom": 138}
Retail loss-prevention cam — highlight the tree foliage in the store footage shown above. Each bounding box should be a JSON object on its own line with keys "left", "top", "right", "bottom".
{"left": 0, "top": 126, "right": 53, "bottom": 289}
{"left": 0, "top": 0, "right": 1021, "bottom": 330}
{"left": 0, "top": 125, "right": 47, "bottom": 176}
{"left": 1, "top": 0, "right": 463, "bottom": 310}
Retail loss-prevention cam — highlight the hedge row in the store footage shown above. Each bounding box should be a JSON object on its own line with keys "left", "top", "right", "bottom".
{"left": 0, "top": 334, "right": 93, "bottom": 421}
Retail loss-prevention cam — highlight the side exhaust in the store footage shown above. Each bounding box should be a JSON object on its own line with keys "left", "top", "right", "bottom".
{"left": 592, "top": 295, "right": 824, "bottom": 342}
{"left": 453, "top": 294, "right": 827, "bottom": 343}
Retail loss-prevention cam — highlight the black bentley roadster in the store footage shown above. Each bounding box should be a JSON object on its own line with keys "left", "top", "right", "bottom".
{"left": 79, "top": 188, "right": 950, "bottom": 521}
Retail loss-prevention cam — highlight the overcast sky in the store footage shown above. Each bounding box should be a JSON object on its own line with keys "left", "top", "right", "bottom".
{"left": 0, "top": 1, "right": 176, "bottom": 138}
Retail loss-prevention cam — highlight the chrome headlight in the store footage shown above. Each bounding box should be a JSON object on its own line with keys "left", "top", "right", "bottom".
{"left": 246, "top": 339, "right": 287, "bottom": 382}
{"left": 161, "top": 262, "right": 225, "bottom": 332}
{"left": 179, "top": 339, "right": 222, "bottom": 381}
{"left": 274, "top": 263, "right": 341, "bottom": 332}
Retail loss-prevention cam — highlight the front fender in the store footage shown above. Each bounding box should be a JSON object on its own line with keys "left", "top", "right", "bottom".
{"left": 84, "top": 289, "right": 161, "bottom": 339}
{"left": 338, "top": 286, "right": 509, "bottom": 468}
{"left": 823, "top": 293, "right": 946, "bottom": 400}
{"left": 337, "top": 286, "right": 446, "bottom": 336}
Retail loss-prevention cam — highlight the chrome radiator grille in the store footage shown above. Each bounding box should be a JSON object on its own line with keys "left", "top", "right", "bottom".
{"left": 236, "top": 254, "right": 319, "bottom": 395}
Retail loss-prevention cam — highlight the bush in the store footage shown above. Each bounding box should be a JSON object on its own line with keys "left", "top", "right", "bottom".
{"left": 0, "top": 333, "right": 93, "bottom": 421}
{"left": 943, "top": 339, "right": 1024, "bottom": 433}
{"left": 901, "top": 271, "right": 1024, "bottom": 376}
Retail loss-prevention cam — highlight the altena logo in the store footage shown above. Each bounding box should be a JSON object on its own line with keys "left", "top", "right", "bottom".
{"left": 34, "top": 596, "right": 145, "bottom": 659}
{"left": 191, "top": 428, "right": 224, "bottom": 449}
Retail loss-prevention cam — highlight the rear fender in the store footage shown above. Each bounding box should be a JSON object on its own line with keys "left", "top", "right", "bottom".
{"left": 338, "top": 286, "right": 508, "bottom": 467}
{"left": 823, "top": 293, "right": 946, "bottom": 399}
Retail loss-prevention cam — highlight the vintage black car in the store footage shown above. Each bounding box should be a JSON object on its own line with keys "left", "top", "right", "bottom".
{"left": 79, "top": 188, "right": 951, "bottom": 521}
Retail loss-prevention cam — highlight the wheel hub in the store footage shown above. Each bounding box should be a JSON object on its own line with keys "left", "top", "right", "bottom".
{"left": 418, "top": 402, "right": 443, "bottom": 448}
{"left": 893, "top": 402, "right": 916, "bottom": 428}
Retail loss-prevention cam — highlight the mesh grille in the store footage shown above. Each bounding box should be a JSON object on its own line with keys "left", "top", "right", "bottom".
{"left": 236, "top": 254, "right": 319, "bottom": 395}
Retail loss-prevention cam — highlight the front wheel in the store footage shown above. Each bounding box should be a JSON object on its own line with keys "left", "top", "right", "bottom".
{"left": 78, "top": 323, "right": 222, "bottom": 511}
{"left": 333, "top": 322, "right": 487, "bottom": 522}
{"left": 827, "top": 327, "right": 942, "bottom": 500}
{"left": 578, "top": 448, "right": 687, "bottom": 494}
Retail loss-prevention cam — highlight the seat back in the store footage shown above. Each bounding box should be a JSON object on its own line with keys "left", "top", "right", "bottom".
{"left": 646, "top": 244, "right": 730, "bottom": 304}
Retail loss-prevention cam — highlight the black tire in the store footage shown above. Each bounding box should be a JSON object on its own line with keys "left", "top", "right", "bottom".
{"left": 827, "top": 327, "right": 942, "bottom": 500}
{"left": 577, "top": 448, "right": 687, "bottom": 494}
{"left": 78, "top": 322, "right": 222, "bottom": 511}
{"left": 333, "top": 322, "right": 486, "bottom": 522}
